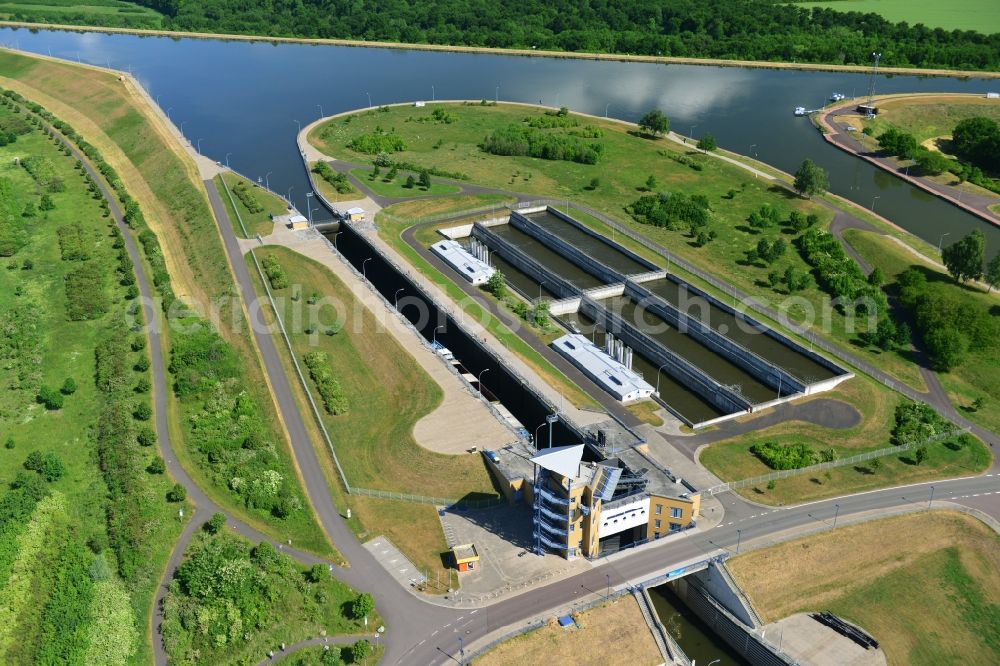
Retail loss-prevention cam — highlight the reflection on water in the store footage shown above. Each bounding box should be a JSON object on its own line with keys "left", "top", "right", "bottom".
{"left": 648, "top": 584, "right": 750, "bottom": 666}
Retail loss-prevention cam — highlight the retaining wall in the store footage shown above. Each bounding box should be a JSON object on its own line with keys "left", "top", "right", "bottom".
{"left": 472, "top": 222, "right": 579, "bottom": 299}
{"left": 509, "top": 210, "right": 625, "bottom": 284}
{"left": 540, "top": 206, "right": 661, "bottom": 273}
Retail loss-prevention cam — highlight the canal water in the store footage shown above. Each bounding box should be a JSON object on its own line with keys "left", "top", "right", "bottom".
{"left": 525, "top": 210, "right": 651, "bottom": 275}
{"left": 644, "top": 278, "right": 837, "bottom": 383}
{"left": 558, "top": 308, "right": 724, "bottom": 424}
{"left": 648, "top": 584, "right": 751, "bottom": 666}
{"left": 487, "top": 251, "right": 560, "bottom": 301}
{"left": 605, "top": 295, "right": 781, "bottom": 403}
{"left": 0, "top": 27, "right": 997, "bottom": 256}
{"left": 488, "top": 223, "right": 606, "bottom": 289}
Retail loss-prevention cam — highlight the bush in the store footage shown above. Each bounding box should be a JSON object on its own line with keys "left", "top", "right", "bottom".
{"left": 60, "top": 377, "right": 77, "bottom": 395}
{"left": 347, "top": 127, "right": 406, "bottom": 154}
{"left": 891, "top": 401, "right": 952, "bottom": 446}
{"left": 136, "top": 425, "right": 157, "bottom": 447}
{"left": 749, "top": 441, "right": 816, "bottom": 470}
{"left": 351, "top": 592, "right": 375, "bottom": 619}
{"left": 232, "top": 179, "right": 264, "bottom": 214}
{"left": 24, "top": 450, "right": 66, "bottom": 481}
{"left": 312, "top": 161, "right": 356, "bottom": 195}
{"left": 133, "top": 402, "right": 152, "bottom": 421}
{"left": 147, "top": 456, "right": 165, "bottom": 474}
{"left": 65, "top": 261, "right": 110, "bottom": 321}
{"left": 261, "top": 254, "right": 289, "bottom": 290}
{"left": 303, "top": 351, "right": 348, "bottom": 415}
{"left": 481, "top": 124, "right": 604, "bottom": 164}
{"left": 37, "top": 385, "right": 65, "bottom": 410}
{"left": 204, "top": 512, "right": 227, "bottom": 534}
{"left": 628, "top": 192, "right": 710, "bottom": 231}
{"left": 166, "top": 483, "right": 186, "bottom": 502}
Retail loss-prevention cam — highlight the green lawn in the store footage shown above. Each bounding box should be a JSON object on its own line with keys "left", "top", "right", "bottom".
{"left": 858, "top": 95, "right": 1000, "bottom": 146}
{"left": 790, "top": 0, "right": 1000, "bottom": 34}
{"left": 698, "top": 374, "right": 991, "bottom": 505}
{"left": 729, "top": 511, "right": 1000, "bottom": 666}
{"left": 350, "top": 167, "right": 462, "bottom": 198}
{"left": 215, "top": 171, "right": 289, "bottom": 238}
{"left": 844, "top": 228, "right": 1000, "bottom": 433}
{"left": 310, "top": 103, "right": 929, "bottom": 393}
{"left": 0, "top": 103, "right": 181, "bottom": 665}
{"left": 161, "top": 531, "right": 376, "bottom": 666}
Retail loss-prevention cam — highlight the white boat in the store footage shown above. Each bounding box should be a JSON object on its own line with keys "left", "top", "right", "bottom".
{"left": 830, "top": 92, "right": 846, "bottom": 102}
{"left": 794, "top": 106, "right": 806, "bottom": 116}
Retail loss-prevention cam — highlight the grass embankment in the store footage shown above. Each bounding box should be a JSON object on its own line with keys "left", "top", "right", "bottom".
{"left": 277, "top": 643, "right": 385, "bottom": 665}
{"left": 791, "top": 0, "right": 1000, "bottom": 33}
{"left": 472, "top": 596, "right": 661, "bottom": 666}
{"left": 0, "top": 0, "right": 163, "bottom": 28}
{"left": 0, "top": 50, "right": 332, "bottom": 555}
{"left": 728, "top": 511, "right": 1000, "bottom": 665}
{"left": 309, "top": 102, "right": 928, "bottom": 393}
{"left": 845, "top": 228, "right": 1000, "bottom": 433}
{"left": 214, "top": 171, "right": 287, "bottom": 238}
{"left": 244, "top": 245, "right": 496, "bottom": 585}
{"left": 161, "top": 530, "right": 377, "bottom": 666}
{"left": 381, "top": 193, "right": 513, "bottom": 221}
{"left": 375, "top": 199, "right": 601, "bottom": 411}
{"left": 0, "top": 102, "right": 180, "bottom": 664}
{"left": 698, "top": 376, "right": 990, "bottom": 505}
{"left": 351, "top": 166, "right": 461, "bottom": 198}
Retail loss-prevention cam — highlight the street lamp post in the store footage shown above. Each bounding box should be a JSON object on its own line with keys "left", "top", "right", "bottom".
{"left": 179, "top": 120, "right": 187, "bottom": 134}
{"left": 533, "top": 423, "right": 546, "bottom": 450}
{"left": 477, "top": 368, "right": 490, "bottom": 397}
{"left": 606, "top": 573, "right": 611, "bottom": 599}
{"left": 317, "top": 104, "right": 324, "bottom": 119}
{"left": 365, "top": 91, "right": 372, "bottom": 108}
{"left": 871, "top": 195, "right": 880, "bottom": 213}
{"left": 749, "top": 143, "right": 757, "bottom": 157}
{"left": 432, "top": 325, "right": 444, "bottom": 345}
{"left": 546, "top": 413, "right": 558, "bottom": 448}
{"left": 938, "top": 232, "right": 950, "bottom": 252}
{"left": 736, "top": 528, "right": 742, "bottom": 553}
{"left": 394, "top": 288, "right": 404, "bottom": 309}
{"left": 362, "top": 257, "right": 372, "bottom": 282}
{"left": 458, "top": 636, "right": 465, "bottom": 666}
{"left": 306, "top": 192, "right": 314, "bottom": 224}
{"left": 655, "top": 363, "right": 669, "bottom": 396}
{"left": 265, "top": 171, "right": 272, "bottom": 191}
{"left": 605, "top": 103, "right": 611, "bottom": 118}
{"left": 293, "top": 119, "right": 301, "bottom": 133}
{"left": 166, "top": 107, "right": 172, "bottom": 119}
{"left": 538, "top": 280, "right": 546, "bottom": 301}
{"left": 928, "top": 485, "right": 935, "bottom": 508}
{"left": 689, "top": 124, "right": 697, "bottom": 143}
{"left": 331, "top": 231, "right": 342, "bottom": 251}
{"left": 833, "top": 503, "right": 840, "bottom": 529}
{"left": 196, "top": 138, "right": 203, "bottom": 154}
{"left": 431, "top": 85, "right": 435, "bottom": 101}
{"left": 225, "top": 152, "right": 231, "bottom": 169}
{"left": 287, "top": 185, "right": 294, "bottom": 204}
{"left": 495, "top": 84, "right": 500, "bottom": 103}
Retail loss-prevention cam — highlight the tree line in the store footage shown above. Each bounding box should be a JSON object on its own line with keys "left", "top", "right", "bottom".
{"left": 17, "top": 0, "right": 1000, "bottom": 71}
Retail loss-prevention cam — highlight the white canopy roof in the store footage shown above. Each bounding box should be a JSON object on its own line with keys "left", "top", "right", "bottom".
{"left": 529, "top": 444, "right": 584, "bottom": 479}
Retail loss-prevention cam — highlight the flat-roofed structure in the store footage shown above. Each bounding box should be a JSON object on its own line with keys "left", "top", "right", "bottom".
{"left": 431, "top": 239, "right": 495, "bottom": 286}
{"left": 550, "top": 333, "right": 654, "bottom": 403}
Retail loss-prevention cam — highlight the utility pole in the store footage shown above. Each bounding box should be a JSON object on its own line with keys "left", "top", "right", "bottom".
{"left": 866, "top": 52, "right": 882, "bottom": 106}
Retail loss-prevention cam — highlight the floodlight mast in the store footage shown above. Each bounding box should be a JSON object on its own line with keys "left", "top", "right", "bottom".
{"left": 866, "top": 52, "right": 881, "bottom": 105}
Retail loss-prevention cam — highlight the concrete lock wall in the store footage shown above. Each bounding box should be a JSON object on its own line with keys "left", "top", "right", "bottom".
{"left": 540, "top": 207, "right": 662, "bottom": 273}
{"left": 659, "top": 274, "right": 849, "bottom": 382}
{"left": 508, "top": 211, "right": 626, "bottom": 284}
{"left": 671, "top": 575, "right": 793, "bottom": 666}
{"left": 472, "top": 223, "right": 579, "bottom": 299}
{"left": 581, "top": 296, "right": 749, "bottom": 416}
{"left": 625, "top": 282, "right": 807, "bottom": 397}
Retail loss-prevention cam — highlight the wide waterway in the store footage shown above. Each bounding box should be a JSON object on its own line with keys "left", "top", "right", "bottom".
{"left": 1, "top": 26, "right": 997, "bottom": 257}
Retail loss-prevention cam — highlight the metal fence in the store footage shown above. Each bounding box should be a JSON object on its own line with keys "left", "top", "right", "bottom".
{"left": 705, "top": 427, "right": 965, "bottom": 495}
{"left": 350, "top": 487, "right": 505, "bottom": 510}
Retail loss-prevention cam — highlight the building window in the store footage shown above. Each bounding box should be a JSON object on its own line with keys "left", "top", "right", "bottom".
{"left": 569, "top": 523, "right": 575, "bottom": 532}
{"left": 654, "top": 533, "right": 661, "bottom": 540}
{"left": 654, "top": 519, "right": 661, "bottom": 529}
{"left": 655, "top": 505, "right": 662, "bottom": 515}
{"left": 671, "top": 507, "right": 683, "bottom": 519}
{"left": 669, "top": 522, "right": 682, "bottom": 532}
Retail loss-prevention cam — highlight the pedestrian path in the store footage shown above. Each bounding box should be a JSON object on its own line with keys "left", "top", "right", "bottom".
{"left": 364, "top": 536, "right": 428, "bottom": 589}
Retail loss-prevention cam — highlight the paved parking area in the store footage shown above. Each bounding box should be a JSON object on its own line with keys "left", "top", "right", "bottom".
{"left": 764, "top": 613, "right": 886, "bottom": 666}
{"left": 363, "top": 536, "right": 427, "bottom": 589}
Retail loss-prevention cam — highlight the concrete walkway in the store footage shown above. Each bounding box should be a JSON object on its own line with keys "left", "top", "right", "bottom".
{"left": 257, "top": 222, "right": 514, "bottom": 455}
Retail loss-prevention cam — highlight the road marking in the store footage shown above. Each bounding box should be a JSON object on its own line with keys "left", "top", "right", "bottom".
{"left": 470, "top": 610, "right": 478, "bottom": 614}
{"left": 431, "top": 631, "right": 438, "bottom": 637}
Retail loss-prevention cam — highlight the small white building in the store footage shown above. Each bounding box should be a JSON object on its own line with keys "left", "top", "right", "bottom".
{"left": 344, "top": 207, "right": 365, "bottom": 222}
{"left": 430, "top": 239, "right": 495, "bottom": 286}
{"left": 288, "top": 214, "right": 309, "bottom": 230}
{"left": 551, "top": 333, "right": 654, "bottom": 403}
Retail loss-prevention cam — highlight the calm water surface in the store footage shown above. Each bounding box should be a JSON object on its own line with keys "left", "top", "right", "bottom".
{"left": 1, "top": 27, "right": 997, "bottom": 254}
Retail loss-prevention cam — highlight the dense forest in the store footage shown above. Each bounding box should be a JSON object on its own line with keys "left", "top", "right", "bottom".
{"left": 9, "top": 0, "right": 1000, "bottom": 71}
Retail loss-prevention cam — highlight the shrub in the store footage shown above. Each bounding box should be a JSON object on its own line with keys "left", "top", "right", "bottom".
{"left": 261, "top": 254, "right": 289, "bottom": 290}
{"left": 204, "top": 512, "right": 227, "bottom": 534}
{"left": 481, "top": 124, "right": 603, "bottom": 164}
{"left": 166, "top": 483, "right": 186, "bottom": 502}
{"left": 136, "top": 426, "right": 157, "bottom": 447}
{"left": 347, "top": 127, "right": 406, "bottom": 154}
{"left": 351, "top": 592, "right": 375, "bottom": 619}
{"left": 24, "top": 450, "right": 66, "bottom": 481}
{"left": 133, "top": 402, "right": 152, "bottom": 421}
{"left": 147, "top": 456, "right": 165, "bottom": 474}
{"left": 64, "top": 261, "right": 109, "bottom": 321}
{"left": 891, "top": 401, "right": 952, "bottom": 446}
{"left": 628, "top": 192, "right": 710, "bottom": 231}
{"left": 60, "top": 377, "right": 77, "bottom": 395}
{"left": 37, "top": 385, "right": 65, "bottom": 410}
{"left": 749, "top": 441, "right": 816, "bottom": 470}
{"left": 303, "top": 351, "right": 348, "bottom": 415}
{"left": 232, "top": 179, "right": 264, "bottom": 214}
